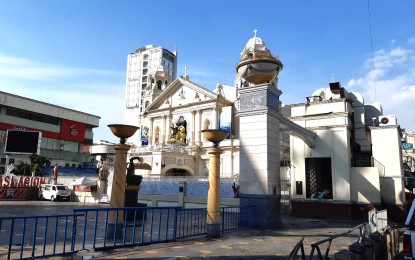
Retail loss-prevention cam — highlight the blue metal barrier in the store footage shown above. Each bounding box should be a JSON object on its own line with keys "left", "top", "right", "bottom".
{"left": 0, "top": 213, "right": 83, "bottom": 260}
{"left": 0, "top": 205, "right": 257, "bottom": 259}
{"left": 176, "top": 208, "right": 207, "bottom": 239}
{"left": 72, "top": 206, "right": 180, "bottom": 250}
{"left": 221, "top": 205, "right": 257, "bottom": 233}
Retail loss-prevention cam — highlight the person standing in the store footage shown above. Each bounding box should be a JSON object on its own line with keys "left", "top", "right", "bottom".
{"left": 52, "top": 164, "right": 59, "bottom": 184}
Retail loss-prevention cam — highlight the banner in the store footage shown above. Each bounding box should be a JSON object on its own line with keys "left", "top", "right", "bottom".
{"left": 219, "top": 106, "right": 232, "bottom": 139}
{"left": 141, "top": 125, "right": 149, "bottom": 146}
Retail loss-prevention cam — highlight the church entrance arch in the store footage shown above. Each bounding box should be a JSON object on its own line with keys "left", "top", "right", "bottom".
{"left": 165, "top": 168, "right": 192, "bottom": 177}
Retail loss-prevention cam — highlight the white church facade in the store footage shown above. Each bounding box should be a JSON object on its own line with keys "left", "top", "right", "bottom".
{"left": 120, "top": 33, "right": 406, "bottom": 222}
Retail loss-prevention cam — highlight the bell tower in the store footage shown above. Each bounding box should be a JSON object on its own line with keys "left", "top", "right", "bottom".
{"left": 236, "top": 30, "right": 284, "bottom": 227}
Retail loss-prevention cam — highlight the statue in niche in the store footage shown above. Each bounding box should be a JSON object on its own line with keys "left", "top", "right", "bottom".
{"left": 169, "top": 124, "right": 178, "bottom": 142}
{"left": 176, "top": 125, "right": 186, "bottom": 142}
{"left": 168, "top": 116, "right": 187, "bottom": 144}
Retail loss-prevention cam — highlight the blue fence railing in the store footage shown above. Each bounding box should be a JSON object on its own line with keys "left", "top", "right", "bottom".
{"left": 72, "top": 206, "right": 180, "bottom": 250}
{"left": 0, "top": 205, "right": 257, "bottom": 259}
{"left": 0, "top": 213, "right": 84, "bottom": 259}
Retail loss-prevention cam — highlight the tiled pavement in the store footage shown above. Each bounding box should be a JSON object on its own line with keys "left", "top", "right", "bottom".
{"left": 74, "top": 215, "right": 367, "bottom": 259}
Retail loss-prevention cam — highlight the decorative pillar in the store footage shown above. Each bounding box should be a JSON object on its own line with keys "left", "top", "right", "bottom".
{"left": 206, "top": 147, "right": 223, "bottom": 236}
{"left": 109, "top": 144, "right": 130, "bottom": 223}
{"left": 107, "top": 124, "right": 139, "bottom": 238}
{"left": 201, "top": 129, "right": 228, "bottom": 238}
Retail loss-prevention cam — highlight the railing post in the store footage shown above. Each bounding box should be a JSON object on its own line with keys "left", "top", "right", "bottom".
{"left": 173, "top": 207, "right": 178, "bottom": 241}
{"left": 71, "top": 215, "right": 78, "bottom": 253}
{"left": 221, "top": 207, "right": 225, "bottom": 234}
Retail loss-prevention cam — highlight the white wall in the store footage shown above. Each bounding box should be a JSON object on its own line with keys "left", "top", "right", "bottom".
{"left": 371, "top": 126, "right": 405, "bottom": 205}
{"left": 350, "top": 167, "right": 381, "bottom": 204}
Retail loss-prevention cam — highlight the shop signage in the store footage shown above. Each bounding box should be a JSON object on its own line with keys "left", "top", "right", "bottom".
{"left": 0, "top": 175, "right": 48, "bottom": 188}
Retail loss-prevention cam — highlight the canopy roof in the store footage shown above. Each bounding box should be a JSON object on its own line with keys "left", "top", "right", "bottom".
{"left": 71, "top": 177, "right": 97, "bottom": 186}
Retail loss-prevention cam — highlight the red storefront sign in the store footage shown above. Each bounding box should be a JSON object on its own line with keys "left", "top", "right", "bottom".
{"left": 60, "top": 119, "right": 85, "bottom": 142}
{"left": 0, "top": 175, "right": 49, "bottom": 200}
{"left": 0, "top": 175, "right": 48, "bottom": 188}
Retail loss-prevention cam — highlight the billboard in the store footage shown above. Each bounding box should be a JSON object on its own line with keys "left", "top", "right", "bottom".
{"left": 5, "top": 130, "right": 41, "bottom": 154}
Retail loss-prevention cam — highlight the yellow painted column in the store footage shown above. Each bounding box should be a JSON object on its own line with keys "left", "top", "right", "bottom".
{"left": 206, "top": 147, "right": 223, "bottom": 237}
{"left": 109, "top": 144, "right": 130, "bottom": 223}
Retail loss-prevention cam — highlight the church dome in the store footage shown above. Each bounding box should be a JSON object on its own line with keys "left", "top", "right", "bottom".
{"left": 236, "top": 30, "right": 283, "bottom": 85}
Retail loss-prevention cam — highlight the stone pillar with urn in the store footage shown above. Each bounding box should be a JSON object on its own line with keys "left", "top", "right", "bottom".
{"left": 201, "top": 129, "right": 228, "bottom": 238}
{"left": 106, "top": 124, "right": 139, "bottom": 239}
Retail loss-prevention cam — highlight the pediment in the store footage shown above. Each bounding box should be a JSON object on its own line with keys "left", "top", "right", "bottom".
{"left": 145, "top": 77, "right": 219, "bottom": 112}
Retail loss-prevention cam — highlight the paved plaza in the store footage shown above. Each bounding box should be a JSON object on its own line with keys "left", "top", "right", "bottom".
{"left": 0, "top": 201, "right": 404, "bottom": 259}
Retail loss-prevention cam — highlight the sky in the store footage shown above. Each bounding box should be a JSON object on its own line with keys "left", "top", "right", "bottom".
{"left": 1, "top": 1, "right": 415, "bottom": 144}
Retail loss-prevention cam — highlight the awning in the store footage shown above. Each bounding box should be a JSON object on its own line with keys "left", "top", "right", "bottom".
{"left": 71, "top": 177, "right": 97, "bottom": 186}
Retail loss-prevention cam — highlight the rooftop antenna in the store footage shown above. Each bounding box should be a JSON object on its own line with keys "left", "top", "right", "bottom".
{"left": 367, "top": 0, "right": 377, "bottom": 101}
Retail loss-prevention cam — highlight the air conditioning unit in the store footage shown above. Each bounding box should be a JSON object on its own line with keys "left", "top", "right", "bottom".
{"left": 378, "top": 115, "right": 397, "bottom": 126}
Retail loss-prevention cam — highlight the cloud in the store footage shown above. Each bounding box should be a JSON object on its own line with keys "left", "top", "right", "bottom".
{"left": 347, "top": 45, "right": 415, "bottom": 130}
{"left": 0, "top": 54, "right": 125, "bottom": 143}
{"left": 408, "top": 37, "right": 415, "bottom": 45}
{"left": 0, "top": 54, "right": 123, "bottom": 81}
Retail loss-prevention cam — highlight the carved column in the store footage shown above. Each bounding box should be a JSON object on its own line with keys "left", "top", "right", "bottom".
{"left": 162, "top": 115, "right": 166, "bottom": 144}
{"left": 212, "top": 108, "right": 218, "bottom": 129}
{"left": 149, "top": 117, "right": 154, "bottom": 145}
{"left": 196, "top": 110, "right": 202, "bottom": 145}
{"left": 191, "top": 110, "right": 196, "bottom": 145}
{"left": 167, "top": 115, "right": 172, "bottom": 141}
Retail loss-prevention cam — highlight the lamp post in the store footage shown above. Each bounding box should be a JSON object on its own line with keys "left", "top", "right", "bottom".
{"left": 107, "top": 124, "right": 139, "bottom": 238}
{"left": 201, "top": 129, "right": 228, "bottom": 238}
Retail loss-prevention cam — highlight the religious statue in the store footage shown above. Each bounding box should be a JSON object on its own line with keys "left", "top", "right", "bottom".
{"left": 175, "top": 125, "right": 187, "bottom": 142}
{"left": 169, "top": 124, "right": 178, "bottom": 142}
{"left": 168, "top": 116, "right": 187, "bottom": 144}
{"left": 232, "top": 182, "right": 240, "bottom": 198}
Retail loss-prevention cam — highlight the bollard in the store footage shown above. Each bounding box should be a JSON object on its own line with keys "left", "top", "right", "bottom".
{"left": 362, "top": 237, "right": 374, "bottom": 260}
{"left": 334, "top": 249, "right": 354, "bottom": 260}
{"left": 349, "top": 242, "right": 365, "bottom": 260}
{"left": 370, "top": 232, "right": 387, "bottom": 260}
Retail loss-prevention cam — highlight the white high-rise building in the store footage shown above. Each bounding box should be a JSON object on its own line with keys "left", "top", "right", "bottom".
{"left": 123, "top": 45, "right": 178, "bottom": 147}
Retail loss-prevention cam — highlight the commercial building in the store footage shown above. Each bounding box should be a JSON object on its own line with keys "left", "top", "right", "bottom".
{"left": 0, "top": 91, "right": 100, "bottom": 175}
{"left": 123, "top": 45, "right": 178, "bottom": 148}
